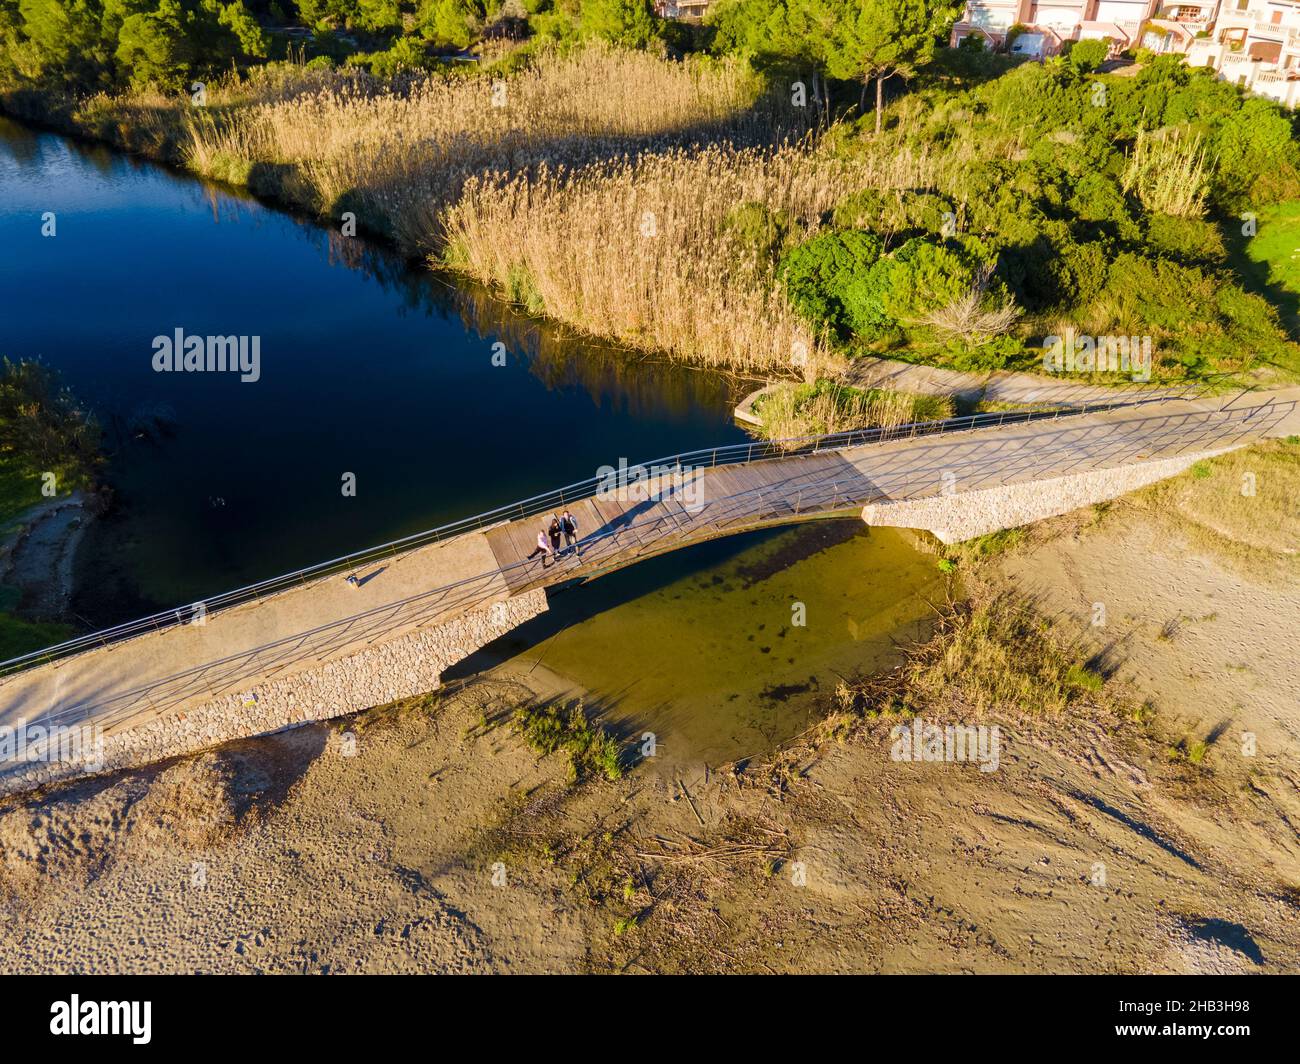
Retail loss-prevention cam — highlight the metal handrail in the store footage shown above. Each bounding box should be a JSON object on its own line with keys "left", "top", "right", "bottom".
{"left": 0, "top": 385, "right": 1199, "bottom": 678}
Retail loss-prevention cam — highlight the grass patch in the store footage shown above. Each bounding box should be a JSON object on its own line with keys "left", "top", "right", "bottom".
{"left": 1132, "top": 439, "right": 1300, "bottom": 570}
{"left": 1065, "top": 663, "right": 1105, "bottom": 694}
{"left": 1243, "top": 201, "right": 1300, "bottom": 301}
{"left": 0, "top": 611, "right": 73, "bottom": 662}
{"left": 751, "top": 379, "right": 954, "bottom": 441}
{"left": 943, "top": 527, "right": 1027, "bottom": 567}
{"left": 0, "top": 458, "right": 47, "bottom": 530}
{"left": 1168, "top": 737, "right": 1210, "bottom": 766}
{"left": 513, "top": 699, "right": 622, "bottom": 783}
{"left": 835, "top": 591, "right": 1124, "bottom": 720}
{"left": 973, "top": 400, "right": 1068, "bottom": 414}
{"left": 899, "top": 595, "right": 1112, "bottom": 717}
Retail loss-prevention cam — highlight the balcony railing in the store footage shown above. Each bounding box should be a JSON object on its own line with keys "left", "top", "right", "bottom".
{"left": 1217, "top": 10, "right": 1300, "bottom": 32}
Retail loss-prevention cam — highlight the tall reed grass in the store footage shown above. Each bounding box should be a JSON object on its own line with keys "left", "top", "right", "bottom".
{"left": 178, "top": 44, "right": 777, "bottom": 251}
{"left": 1122, "top": 127, "right": 1210, "bottom": 219}
{"left": 51, "top": 44, "right": 933, "bottom": 374}
{"left": 444, "top": 143, "right": 935, "bottom": 373}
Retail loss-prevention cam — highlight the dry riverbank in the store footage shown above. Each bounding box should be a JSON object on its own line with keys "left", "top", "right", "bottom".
{"left": 1, "top": 451, "right": 1295, "bottom": 971}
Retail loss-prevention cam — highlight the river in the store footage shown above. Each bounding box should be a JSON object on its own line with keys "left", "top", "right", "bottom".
{"left": 0, "top": 115, "right": 946, "bottom": 763}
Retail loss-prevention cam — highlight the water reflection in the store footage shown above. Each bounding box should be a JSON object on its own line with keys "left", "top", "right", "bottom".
{"left": 0, "top": 117, "right": 751, "bottom": 625}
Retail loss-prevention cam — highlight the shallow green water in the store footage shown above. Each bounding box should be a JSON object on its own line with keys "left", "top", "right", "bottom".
{"left": 461, "top": 519, "right": 947, "bottom": 768}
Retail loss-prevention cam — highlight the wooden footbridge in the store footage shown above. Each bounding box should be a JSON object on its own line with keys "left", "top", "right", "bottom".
{"left": 1, "top": 385, "right": 1297, "bottom": 769}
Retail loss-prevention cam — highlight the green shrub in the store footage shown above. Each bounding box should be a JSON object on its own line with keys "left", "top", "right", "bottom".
{"left": 997, "top": 225, "right": 1111, "bottom": 312}
{"left": 841, "top": 237, "right": 979, "bottom": 339}
{"left": 1144, "top": 215, "right": 1226, "bottom": 264}
{"left": 359, "top": 37, "right": 432, "bottom": 78}
{"left": 1089, "top": 253, "right": 1291, "bottom": 378}
{"left": 779, "top": 229, "right": 884, "bottom": 339}
{"left": 832, "top": 188, "right": 955, "bottom": 243}
{"left": 1210, "top": 98, "right": 1300, "bottom": 210}
{"left": 1065, "top": 38, "right": 1109, "bottom": 74}
{"left": 931, "top": 334, "right": 1034, "bottom": 372}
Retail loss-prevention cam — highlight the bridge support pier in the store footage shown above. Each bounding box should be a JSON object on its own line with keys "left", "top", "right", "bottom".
{"left": 861, "top": 447, "right": 1239, "bottom": 544}
{"left": 0, "top": 589, "right": 548, "bottom": 798}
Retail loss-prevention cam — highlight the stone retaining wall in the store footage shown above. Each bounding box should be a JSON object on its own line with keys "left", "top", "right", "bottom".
{"left": 0, "top": 589, "right": 547, "bottom": 798}
{"left": 861, "top": 448, "right": 1236, "bottom": 544}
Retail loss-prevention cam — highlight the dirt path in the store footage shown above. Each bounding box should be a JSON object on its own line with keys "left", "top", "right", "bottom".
{"left": 0, "top": 494, "right": 88, "bottom": 622}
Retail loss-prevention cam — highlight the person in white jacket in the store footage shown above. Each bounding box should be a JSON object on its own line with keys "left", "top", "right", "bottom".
{"left": 526, "top": 526, "right": 553, "bottom": 568}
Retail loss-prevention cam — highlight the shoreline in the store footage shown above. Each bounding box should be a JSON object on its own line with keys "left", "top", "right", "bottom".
{"left": 0, "top": 103, "right": 765, "bottom": 399}
{"left": 0, "top": 492, "right": 92, "bottom": 624}
{"left": 0, "top": 99, "right": 1208, "bottom": 408}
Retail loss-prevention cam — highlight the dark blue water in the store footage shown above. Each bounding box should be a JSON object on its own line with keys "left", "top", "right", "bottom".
{"left": 0, "top": 117, "right": 748, "bottom": 624}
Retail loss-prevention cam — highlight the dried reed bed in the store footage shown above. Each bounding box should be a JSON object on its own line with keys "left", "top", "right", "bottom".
{"left": 70, "top": 63, "right": 341, "bottom": 158}
{"left": 179, "top": 44, "right": 774, "bottom": 251}
{"left": 445, "top": 143, "right": 935, "bottom": 373}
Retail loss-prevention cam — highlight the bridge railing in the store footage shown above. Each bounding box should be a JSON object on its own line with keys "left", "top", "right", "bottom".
{"left": 0, "top": 383, "right": 1212, "bottom": 678}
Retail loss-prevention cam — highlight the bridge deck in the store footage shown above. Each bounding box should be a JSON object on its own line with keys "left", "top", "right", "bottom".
{"left": 2, "top": 387, "right": 1297, "bottom": 749}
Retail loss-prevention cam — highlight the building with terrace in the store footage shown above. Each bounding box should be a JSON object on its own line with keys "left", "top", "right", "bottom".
{"left": 953, "top": 0, "right": 1300, "bottom": 105}
{"left": 952, "top": 0, "right": 1163, "bottom": 55}
{"left": 1150, "top": 0, "right": 1300, "bottom": 105}
{"left": 653, "top": 0, "right": 713, "bottom": 17}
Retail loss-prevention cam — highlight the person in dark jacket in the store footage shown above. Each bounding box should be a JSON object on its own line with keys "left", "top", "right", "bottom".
{"left": 560, "top": 510, "right": 579, "bottom": 556}
{"left": 548, "top": 514, "right": 563, "bottom": 555}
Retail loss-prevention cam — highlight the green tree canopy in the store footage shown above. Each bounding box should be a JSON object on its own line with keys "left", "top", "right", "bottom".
{"left": 5, "top": 0, "right": 267, "bottom": 89}
{"left": 578, "top": 0, "right": 657, "bottom": 48}
{"left": 823, "top": 0, "right": 960, "bottom": 132}
{"left": 710, "top": 0, "right": 959, "bottom": 131}
{"left": 116, "top": 1, "right": 190, "bottom": 89}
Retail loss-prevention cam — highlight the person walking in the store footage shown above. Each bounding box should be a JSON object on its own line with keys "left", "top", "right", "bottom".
{"left": 561, "top": 509, "right": 579, "bottom": 556}
{"left": 526, "top": 527, "right": 553, "bottom": 568}
{"left": 548, "top": 513, "right": 563, "bottom": 555}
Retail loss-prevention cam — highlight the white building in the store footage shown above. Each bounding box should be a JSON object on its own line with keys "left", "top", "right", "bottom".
{"left": 654, "top": 0, "right": 712, "bottom": 17}
{"left": 952, "top": 0, "right": 1162, "bottom": 56}
{"left": 953, "top": 0, "right": 1300, "bottom": 105}
{"left": 1161, "top": 0, "right": 1300, "bottom": 105}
